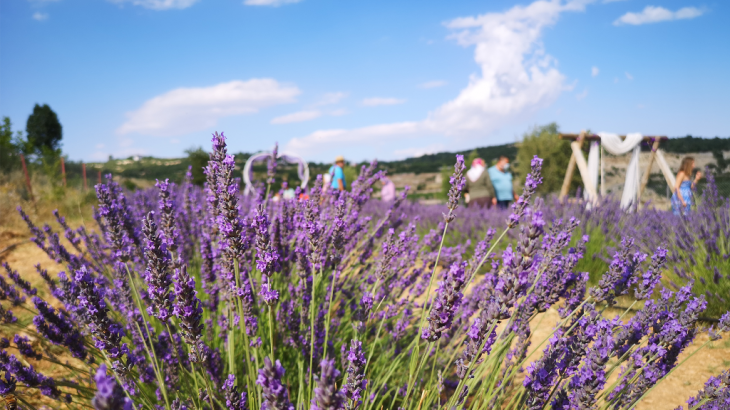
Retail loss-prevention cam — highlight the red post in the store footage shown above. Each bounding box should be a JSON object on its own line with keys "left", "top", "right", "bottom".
{"left": 20, "top": 154, "right": 36, "bottom": 205}
{"left": 82, "top": 163, "right": 88, "bottom": 190}
{"left": 61, "top": 157, "right": 67, "bottom": 187}
{"left": 98, "top": 170, "right": 102, "bottom": 185}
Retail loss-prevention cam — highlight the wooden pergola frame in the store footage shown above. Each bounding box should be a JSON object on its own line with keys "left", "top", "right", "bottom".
{"left": 558, "top": 131, "right": 671, "bottom": 203}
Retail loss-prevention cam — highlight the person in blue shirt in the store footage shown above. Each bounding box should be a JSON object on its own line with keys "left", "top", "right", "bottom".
{"left": 328, "top": 155, "right": 347, "bottom": 191}
{"left": 488, "top": 156, "right": 518, "bottom": 210}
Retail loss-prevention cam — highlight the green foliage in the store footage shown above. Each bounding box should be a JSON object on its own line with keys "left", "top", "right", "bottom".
{"left": 26, "top": 104, "right": 63, "bottom": 155}
{"left": 0, "top": 117, "right": 21, "bottom": 173}
{"left": 515, "top": 123, "right": 579, "bottom": 194}
{"left": 377, "top": 143, "right": 517, "bottom": 175}
{"left": 185, "top": 147, "right": 210, "bottom": 186}
{"left": 660, "top": 135, "right": 730, "bottom": 154}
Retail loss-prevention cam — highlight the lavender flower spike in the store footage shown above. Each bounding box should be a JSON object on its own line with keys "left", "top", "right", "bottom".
{"left": 443, "top": 155, "right": 466, "bottom": 223}
{"left": 257, "top": 356, "right": 294, "bottom": 410}
{"left": 508, "top": 155, "right": 543, "bottom": 228}
{"left": 142, "top": 211, "right": 173, "bottom": 322}
{"left": 92, "top": 364, "right": 132, "bottom": 410}
{"left": 267, "top": 142, "right": 278, "bottom": 184}
{"left": 172, "top": 264, "right": 207, "bottom": 362}
{"left": 422, "top": 261, "right": 467, "bottom": 342}
{"left": 156, "top": 178, "right": 179, "bottom": 252}
{"left": 345, "top": 339, "right": 367, "bottom": 408}
{"left": 312, "top": 358, "right": 346, "bottom": 410}
{"left": 223, "top": 374, "right": 249, "bottom": 410}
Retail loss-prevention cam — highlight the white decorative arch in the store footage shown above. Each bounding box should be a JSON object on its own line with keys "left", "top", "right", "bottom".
{"left": 242, "top": 152, "right": 310, "bottom": 196}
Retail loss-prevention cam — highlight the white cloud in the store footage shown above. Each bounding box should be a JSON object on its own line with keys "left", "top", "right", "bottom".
{"left": 329, "top": 108, "right": 348, "bottom": 116}
{"left": 95, "top": 143, "right": 105, "bottom": 149}
{"left": 603, "top": 0, "right": 628, "bottom": 3}
{"left": 393, "top": 143, "right": 447, "bottom": 159}
{"left": 244, "top": 0, "right": 301, "bottom": 6}
{"left": 591, "top": 66, "right": 599, "bottom": 77}
{"left": 625, "top": 72, "right": 633, "bottom": 80}
{"left": 285, "top": 0, "right": 590, "bottom": 158}
{"left": 271, "top": 110, "right": 321, "bottom": 124}
{"left": 170, "top": 138, "right": 180, "bottom": 144}
{"left": 32, "top": 12, "right": 48, "bottom": 21}
{"left": 614, "top": 6, "right": 704, "bottom": 26}
{"left": 118, "top": 79, "right": 299, "bottom": 136}
{"left": 362, "top": 97, "right": 406, "bottom": 106}
{"left": 575, "top": 89, "right": 588, "bottom": 100}
{"left": 419, "top": 80, "right": 448, "bottom": 89}
{"left": 110, "top": 0, "right": 198, "bottom": 10}
{"left": 314, "top": 92, "right": 347, "bottom": 107}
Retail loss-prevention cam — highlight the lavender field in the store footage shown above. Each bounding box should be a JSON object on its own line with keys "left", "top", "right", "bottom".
{"left": 1, "top": 133, "right": 729, "bottom": 410}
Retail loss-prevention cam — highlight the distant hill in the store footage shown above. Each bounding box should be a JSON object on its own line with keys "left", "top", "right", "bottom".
{"left": 75, "top": 135, "right": 727, "bottom": 188}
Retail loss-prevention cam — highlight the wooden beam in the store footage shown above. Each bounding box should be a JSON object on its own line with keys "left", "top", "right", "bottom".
{"left": 559, "top": 134, "right": 668, "bottom": 142}
{"left": 571, "top": 141, "right": 598, "bottom": 201}
{"left": 559, "top": 130, "right": 585, "bottom": 200}
{"left": 638, "top": 138, "right": 661, "bottom": 202}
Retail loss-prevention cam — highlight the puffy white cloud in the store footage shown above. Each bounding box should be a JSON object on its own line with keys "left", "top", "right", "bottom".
{"left": 591, "top": 66, "right": 599, "bottom": 77}
{"left": 314, "top": 92, "right": 347, "bottom": 106}
{"left": 244, "top": 0, "right": 301, "bottom": 6}
{"left": 271, "top": 110, "right": 322, "bottom": 124}
{"left": 110, "top": 0, "right": 198, "bottom": 10}
{"left": 32, "top": 12, "right": 49, "bottom": 21}
{"left": 614, "top": 6, "right": 704, "bottom": 26}
{"left": 625, "top": 72, "right": 633, "bottom": 80}
{"left": 118, "top": 79, "right": 299, "bottom": 136}
{"left": 285, "top": 0, "right": 590, "bottom": 159}
{"left": 418, "top": 80, "right": 448, "bottom": 89}
{"left": 362, "top": 97, "right": 406, "bottom": 106}
{"left": 285, "top": 122, "right": 423, "bottom": 157}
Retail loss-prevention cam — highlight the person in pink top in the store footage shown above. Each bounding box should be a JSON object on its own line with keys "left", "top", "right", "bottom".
{"left": 381, "top": 176, "right": 396, "bottom": 202}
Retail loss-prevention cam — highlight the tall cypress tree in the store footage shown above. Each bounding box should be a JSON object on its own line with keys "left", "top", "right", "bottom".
{"left": 26, "top": 104, "right": 63, "bottom": 155}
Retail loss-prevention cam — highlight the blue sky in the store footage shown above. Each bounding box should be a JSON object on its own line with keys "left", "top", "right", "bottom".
{"left": 1, "top": 0, "right": 728, "bottom": 162}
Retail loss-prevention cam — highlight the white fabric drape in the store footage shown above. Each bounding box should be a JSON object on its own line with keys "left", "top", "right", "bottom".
{"left": 597, "top": 132, "right": 644, "bottom": 209}
{"left": 655, "top": 149, "right": 676, "bottom": 189}
{"left": 584, "top": 141, "right": 600, "bottom": 202}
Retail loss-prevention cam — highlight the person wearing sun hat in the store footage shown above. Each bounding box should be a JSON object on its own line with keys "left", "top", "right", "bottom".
{"left": 328, "top": 155, "right": 347, "bottom": 191}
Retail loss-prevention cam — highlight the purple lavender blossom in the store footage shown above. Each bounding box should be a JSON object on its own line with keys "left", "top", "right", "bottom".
{"left": 422, "top": 261, "right": 467, "bottom": 342}
{"left": 589, "top": 237, "right": 646, "bottom": 305}
{"left": 156, "top": 179, "right": 180, "bottom": 252}
{"left": 312, "top": 358, "right": 346, "bottom": 410}
{"left": 172, "top": 264, "right": 207, "bottom": 362}
{"left": 443, "top": 155, "right": 466, "bottom": 224}
{"left": 3, "top": 263, "right": 36, "bottom": 296}
{"left": 13, "top": 335, "right": 42, "bottom": 360}
{"left": 0, "top": 371, "right": 16, "bottom": 396}
{"left": 92, "top": 364, "right": 132, "bottom": 410}
{"left": 142, "top": 211, "right": 174, "bottom": 322}
{"left": 257, "top": 356, "right": 294, "bottom": 410}
{"left": 267, "top": 143, "right": 278, "bottom": 185}
{"left": 635, "top": 246, "right": 668, "bottom": 300}
{"left": 223, "top": 374, "right": 249, "bottom": 410}
{"left": 345, "top": 339, "right": 367, "bottom": 408}
{"left": 508, "top": 155, "right": 543, "bottom": 228}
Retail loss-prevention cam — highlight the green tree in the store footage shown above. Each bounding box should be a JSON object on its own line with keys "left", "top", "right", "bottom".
{"left": 466, "top": 149, "right": 479, "bottom": 168}
{"left": 515, "top": 123, "right": 579, "bottom": 194}
{"left": 185, "top": 147, "right": 210, "bottom": 186}
{"left": 0, "top": 117, "right": 21, "bottom": 173}
{"left": 26, "top": 104, "right": 63, "bottom": 156}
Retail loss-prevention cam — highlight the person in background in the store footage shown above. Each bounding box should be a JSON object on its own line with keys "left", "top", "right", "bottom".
{"left": 465, "top": 158, "right": 495, "bottom": 209}
{"left": 672, "top": 156, "right": 702, "bottom": 215}
{"left": 328, "top": 155, "right": 347, "bottom": 191}
{"left": 488, "top": 156, "right": 519, "bottom": 210}
{"left": 381, "top": 176, "right": 396, "bottom": 202}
